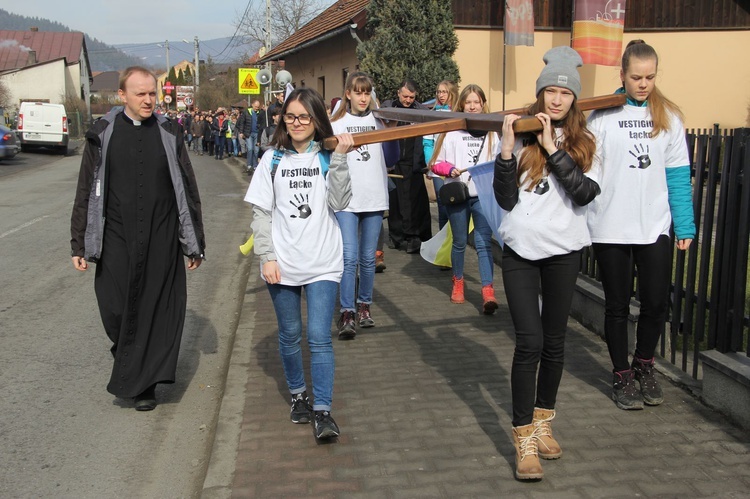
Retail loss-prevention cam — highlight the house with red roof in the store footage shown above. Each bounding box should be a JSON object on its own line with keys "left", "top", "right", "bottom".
{"left": 0, "top": 28, "right": 92, "bottom": 117}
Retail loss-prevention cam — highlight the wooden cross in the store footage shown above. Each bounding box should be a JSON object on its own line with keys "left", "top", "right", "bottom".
{"left": 322, "top": 94, "right": 625, "bottom": 150}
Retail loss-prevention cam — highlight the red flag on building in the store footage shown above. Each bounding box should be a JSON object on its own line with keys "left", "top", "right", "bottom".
{"left": 504, "top": 0, "right": 534, "bottom": 46}
{"left": 572, "top": 0, "right": 627, "bottom": 65}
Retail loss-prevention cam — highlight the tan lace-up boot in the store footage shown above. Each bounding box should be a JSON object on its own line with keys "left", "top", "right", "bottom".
{"left": 533, "top": 408, "right": 562, "bottom": 459}
{"left": 512, "top": 424, "right": 543, "bottom": 480}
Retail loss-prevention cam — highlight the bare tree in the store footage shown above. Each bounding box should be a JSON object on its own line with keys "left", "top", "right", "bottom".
{"left": 236, "top": 0, "right": 332, "bottom": 50}
{"left": 0, "top": 79, "right": 11, "bottom": 109}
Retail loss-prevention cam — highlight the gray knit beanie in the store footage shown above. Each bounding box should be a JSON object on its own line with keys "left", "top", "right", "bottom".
{"left": 535, "top": 46, "right": 583, "bottom": 98}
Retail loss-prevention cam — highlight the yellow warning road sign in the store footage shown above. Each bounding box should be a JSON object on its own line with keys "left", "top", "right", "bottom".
{"left": 238, "top": 68, "right": 260, "bottom": 95}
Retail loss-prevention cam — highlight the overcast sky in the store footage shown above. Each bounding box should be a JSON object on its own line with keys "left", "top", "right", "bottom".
{"left": 8, "top": 1, "right": 250, "bottom": 45}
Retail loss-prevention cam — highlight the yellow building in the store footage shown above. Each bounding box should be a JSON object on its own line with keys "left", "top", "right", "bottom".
{"left": 260, "top": 0, "right": 750, "bottom": 129}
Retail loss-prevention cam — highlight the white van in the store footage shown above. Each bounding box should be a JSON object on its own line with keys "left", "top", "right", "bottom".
{"left": 18, "top": 102, "right": 69, "bottom": 153}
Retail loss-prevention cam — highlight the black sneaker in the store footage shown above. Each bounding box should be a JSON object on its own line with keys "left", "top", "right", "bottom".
{"left": 337, "top": 311, "right": 356, "bottom": 340}
{"left": 313, "top": 410, "right": 340, "bottom": 439}
{"left": 632, "top": 357, "right": 664, "bottom": 406}
{"left": 290, "top": 392, "right": 312, "bottom": 424}
{"left": 357, "top": 303, "right": 375, "bottom": 328}
{"left": 612, "top": 369, "right": 644, "bottom": 410}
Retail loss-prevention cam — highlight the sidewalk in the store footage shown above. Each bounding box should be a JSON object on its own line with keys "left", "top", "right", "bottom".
{"left": 203, "top": 201, "right": 750, "bottom": 498}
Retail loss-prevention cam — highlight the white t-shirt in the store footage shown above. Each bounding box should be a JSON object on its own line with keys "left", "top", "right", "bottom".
{"left": 586, "top": 105, "right": 689, "bottom": 244}
{"left": 330, "top": 112, "right": 389, "bottom": 212}
{"left": 244, "top": 150, "right": 344, "bottom": 286}
{"left": 436, "top": 130, "right": 500, "bottom": 197}
{"left": 498, "top": 132, "right": 600, "bottom": 260}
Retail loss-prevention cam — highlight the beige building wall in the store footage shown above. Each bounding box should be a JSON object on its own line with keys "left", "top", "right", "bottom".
{"left": 280, "top": 34, "right": 360, "bottom": 105}
{"left": 455, "top": 29, "right": 750, "bottom": 129}
{"left": 0, "top": 59, "right": 68, "bottom": 108}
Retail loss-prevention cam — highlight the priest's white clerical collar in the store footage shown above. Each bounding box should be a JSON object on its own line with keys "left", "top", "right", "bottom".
{"left": 123, "top": 109, "right": 143, "bottom": 126}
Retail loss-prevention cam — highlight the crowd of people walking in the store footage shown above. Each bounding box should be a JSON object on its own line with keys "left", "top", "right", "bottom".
{"left": 73, "top": 38, "right": 694, "bottom": 482}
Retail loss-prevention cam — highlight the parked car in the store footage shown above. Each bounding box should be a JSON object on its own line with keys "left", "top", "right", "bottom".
{"left": 0, "top": 124, "right": 20, "bottom": 160}
{"left": 17, "top": 102, "right": 69, "bottom": 154}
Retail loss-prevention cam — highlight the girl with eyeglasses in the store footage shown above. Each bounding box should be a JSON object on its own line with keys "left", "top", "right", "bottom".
{"left": 245, "top": 88, "right": 355, "bottom": 441}
{"left": 424, "top": 80, "right": 459, "bottom": 230}
{"left": 329, "top": 72, "right": 390, "bottom": 340}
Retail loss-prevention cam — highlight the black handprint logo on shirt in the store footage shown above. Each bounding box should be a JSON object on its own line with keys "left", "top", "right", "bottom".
{"left": 628, "top": 143, "right": 651, "bottom": 169}
{"left": 289, "top": 194, "right": 312, "bottom": 219}
{"left": 356, "top": 145, "right": 371, "bottom": 162}
{"left": 468, "top": 147, "right": 480, "bottom": 164}
{"left": 533, "top": 177, "right": 550, "bottom": 195}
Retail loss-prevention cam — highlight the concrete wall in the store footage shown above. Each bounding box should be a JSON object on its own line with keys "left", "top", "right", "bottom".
{"left": 454, "top": 30, "right": 750, "bottom": 129}
{"left": 0, "top": 59, "right": 68, "bottom": 109}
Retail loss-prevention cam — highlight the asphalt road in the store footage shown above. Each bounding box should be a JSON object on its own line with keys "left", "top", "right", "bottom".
{"left": 0, "top": 146, "right": 252, "bottom": 497}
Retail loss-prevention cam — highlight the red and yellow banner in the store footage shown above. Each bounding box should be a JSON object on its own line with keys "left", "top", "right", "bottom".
{"left": 572, "top": 0, "right": 627, "bottom": 66}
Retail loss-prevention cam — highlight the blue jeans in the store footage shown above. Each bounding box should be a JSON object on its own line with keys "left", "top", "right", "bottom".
{"left": 267, "top": 280, "right": 337, "bottom": 411}
{"left": 245, "top": 133, "right": 259, "bottom": 169}
{"left": 446, "top": 196, "right": 494, "bottom": 286}
{"left": 335, "top": 211, "right": 384, "bottom": 311}
{"left": 214, "top": 133, "right": 224, "bottom": 158}
{"left": 432, "top": 176, "right": 449, "bottom": 230}
{"left": 233, "top": 137, "right": 241, "bottom": 155}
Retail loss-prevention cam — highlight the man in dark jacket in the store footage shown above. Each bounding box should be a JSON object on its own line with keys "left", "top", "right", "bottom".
{"left": 70, "top": 66, "right": 205, "bottom": 412}
{"left": 382, "top": 79, "right": 432, "bottom": 253}
{"left": 236, "top": 98, "right": 267, "bottom": 174}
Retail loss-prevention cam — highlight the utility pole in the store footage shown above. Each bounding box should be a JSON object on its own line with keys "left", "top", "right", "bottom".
{"left": 193, "top": 37, "right": 200, "bottom": 109}
{"left": 265, "top": 0, "right": 272, "bottom": 107}
{"left": 165, "top": 39, "right": 170, "bottom": 76}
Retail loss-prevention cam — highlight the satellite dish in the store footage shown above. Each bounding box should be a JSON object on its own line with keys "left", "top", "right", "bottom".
{"left": 257, "top": 69, "right": 272, "bottom": 85}
{"left": 275, "top": 70, "right": 292, "bottom": 86}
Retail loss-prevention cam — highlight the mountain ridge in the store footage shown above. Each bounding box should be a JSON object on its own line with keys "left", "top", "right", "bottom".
{"left": 0, "top": 9, "right": 254, "bottom": 72}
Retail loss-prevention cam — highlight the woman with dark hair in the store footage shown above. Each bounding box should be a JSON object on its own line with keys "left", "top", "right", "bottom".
{"left": 587, "top": 40, "right": 695, "bottom": 411}
{"left": 494, "top": 46, "right": 599, "bottom": 480}
{"left": 330, "top": 72, "right": 390, "bottom": 340}
{"left": 431, "top": 84, "right": 500, "bottom": 313}
{"left": 244, "top": 88, "right": 355, "bottom": 440}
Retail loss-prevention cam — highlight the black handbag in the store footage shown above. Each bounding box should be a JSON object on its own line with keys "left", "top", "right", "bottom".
{"left": 437, "top": 133, "right": 486, "bottom": 206}
{"left": 439, "top": 181, "right": 470, "bottom": 205}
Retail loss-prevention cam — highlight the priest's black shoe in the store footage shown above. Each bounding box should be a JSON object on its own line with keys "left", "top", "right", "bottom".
{"left": 134, "top": 385, "right": 157, "bottom": 411}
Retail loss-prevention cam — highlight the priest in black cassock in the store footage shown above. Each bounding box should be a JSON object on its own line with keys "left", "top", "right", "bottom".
{"left": 71, "top": 67, "right": 205, "bottom": 411}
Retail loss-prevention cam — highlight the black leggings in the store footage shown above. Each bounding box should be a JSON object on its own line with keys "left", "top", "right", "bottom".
{"left": 593, "top": 235, "right": 671, "bottom": 372}
{"left": 502, "top": 246, "right": 581, "bottom": 427}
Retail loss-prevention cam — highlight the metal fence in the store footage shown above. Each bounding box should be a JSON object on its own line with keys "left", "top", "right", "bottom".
{"left": 580, "top": 126, "right": 750, "bottom": 379}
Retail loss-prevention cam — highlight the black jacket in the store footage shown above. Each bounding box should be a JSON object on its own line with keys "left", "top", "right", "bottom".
{"left": 493, "top": 149, "right": 600, "bottom": 211}
{"left": 236, "top": 108, "right": 267, "bottom": 137}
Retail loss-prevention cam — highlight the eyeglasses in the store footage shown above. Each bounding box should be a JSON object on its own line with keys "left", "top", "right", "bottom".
{"left": 282, "top": 113, "right": 312, "bottom": 125}
{"left": 436, "top": 90, "right": 449, "bottom": 95}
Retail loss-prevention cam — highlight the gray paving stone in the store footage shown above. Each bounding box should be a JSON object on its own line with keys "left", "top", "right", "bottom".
{"left": 221, "top": 209, "right": 750, "bottom": 498}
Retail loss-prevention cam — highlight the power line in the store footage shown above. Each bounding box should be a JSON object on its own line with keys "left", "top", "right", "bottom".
{"left": 212, "top": 0, "right": 255, "bottom": 62}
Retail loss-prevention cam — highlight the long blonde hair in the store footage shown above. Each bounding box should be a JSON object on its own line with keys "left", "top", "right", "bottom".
{"left": 517, "top": 93, "right": 596, "bottom": 191}
{"left": 621, "top": 40, "right": 684, "bottom": 138}
{"left": 330, "top": 71, "right": 377, "bottom": 122}
{"left": 429, "top": 84, "right": 494, "bottom": 168}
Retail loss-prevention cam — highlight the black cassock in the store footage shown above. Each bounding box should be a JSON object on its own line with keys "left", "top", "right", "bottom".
{"left": 95, "top": 113, "right": 186, "bottom": 398}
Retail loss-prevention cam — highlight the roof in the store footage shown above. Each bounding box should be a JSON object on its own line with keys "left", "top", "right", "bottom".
{"left": 0, "top": 30, "right": 86, "bottom": 72}
{"left": 262, "top": 0, "right": 369, "bottom": 61}
{"left": 91, "top": 70, "right": 120, "bottom": 92}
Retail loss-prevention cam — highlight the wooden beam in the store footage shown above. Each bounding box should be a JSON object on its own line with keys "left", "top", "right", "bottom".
{"left": 321, "top": 94, "right": 626, "bottom": 150}
{"left": 322, "top": 117, "right": 466, "bottom": 150}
